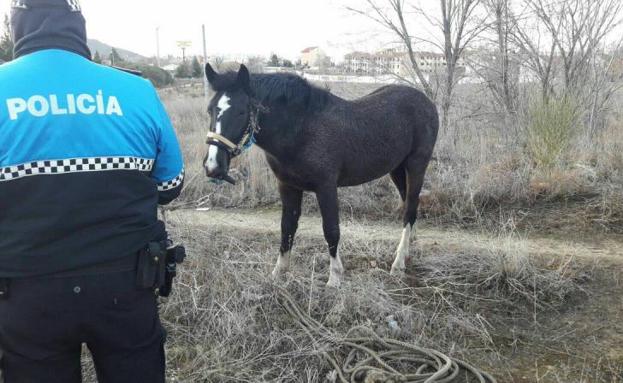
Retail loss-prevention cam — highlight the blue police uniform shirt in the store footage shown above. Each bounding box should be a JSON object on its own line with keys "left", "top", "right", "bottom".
{"left": 0, "top": 49, "right": 185, "bottom": 278}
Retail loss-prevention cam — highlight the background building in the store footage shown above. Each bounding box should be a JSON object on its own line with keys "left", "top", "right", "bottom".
{"left": 300, "top": 47, "right": 330, "bottom": 70}
{"left": 343, "top": 48, "right": 465, "bottom": 81}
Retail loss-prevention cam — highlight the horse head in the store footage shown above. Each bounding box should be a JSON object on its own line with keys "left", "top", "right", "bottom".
{"left": 203, "top": 63, "right": 256, "bottom": 185}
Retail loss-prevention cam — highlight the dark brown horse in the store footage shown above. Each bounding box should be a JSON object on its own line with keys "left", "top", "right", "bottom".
{"left": 203, "top": 64, "right": 439, "bottom": 287}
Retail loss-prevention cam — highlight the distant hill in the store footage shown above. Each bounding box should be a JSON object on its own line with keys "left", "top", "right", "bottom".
{"left": 87, "top": 39, "right": 149, "bottom": 63}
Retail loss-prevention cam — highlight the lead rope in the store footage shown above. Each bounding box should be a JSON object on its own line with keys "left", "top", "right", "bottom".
{"left": 276, "top": 287, "right": 497, "bottom": 383}
{"left": 243, "top": 100, "right": 268, "bottom": 152}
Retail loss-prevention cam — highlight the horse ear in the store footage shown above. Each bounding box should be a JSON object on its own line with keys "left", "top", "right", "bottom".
{"left": 237, "top": 64, "right": 251, "bottom": 92}
{"left": 205, "top": 63, "right": 218, "bottom": 85}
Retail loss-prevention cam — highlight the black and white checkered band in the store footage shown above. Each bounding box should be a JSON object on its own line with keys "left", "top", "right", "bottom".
{"left": 66, "top": 0, "right": 81, "bottom": 12}
{"left": 158, "top": 169, "right": 184, "bottom": 191}
{"left": 0, "top": 157, "right": 154, "bottom": 182}
{"left": 11, "top": 0, "right": 28, "bottom": 9}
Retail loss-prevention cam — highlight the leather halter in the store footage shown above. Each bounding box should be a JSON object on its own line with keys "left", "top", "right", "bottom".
{"left": 205, "top": 100, "right": 265, "bottom": 158}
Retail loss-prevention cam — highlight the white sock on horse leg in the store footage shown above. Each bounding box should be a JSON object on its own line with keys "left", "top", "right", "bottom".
{"left": 327, "top": 251, "right": 344, "bottom": 288}
{"left": 272, "top": 251, "right": 291, "bottom": 277}
{"left": 391, "top": 224, "right": 414, "bottom": 275}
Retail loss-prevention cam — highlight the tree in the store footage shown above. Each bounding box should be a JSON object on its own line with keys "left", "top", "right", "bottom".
{"left": 269, "top": 53, "right": 280, "bottom": 67}
{"left": 245, "top": 56, "right": 266, "bottom": 73}
{"left": 349, "top": 0, "right": 485, "bottom": 133}
{"left": 583, "top": 45, "right": 623, "bottom": 135}
{"left": 485, "top": 0, "right": 517, "bottom": 114}
{"left": 0, "top": 15, "right": 13, "bottom": 62}
{"left": 436, "top": 0, "right": 485, "bottom": 134}
{"left": 507, "top": 0, "right": 622, "bottom": 136}
{"left": 318, "top": 55, "right": 333, "bottom": 72}
{"left": 109, "top": 60, "right": 174, "bottom": 88}
{"left": 514, "top": 0, "right": 622, "bottom": 99}
{"left": 93, "top": 51, "right": 103, "bottom": 64}
{"left": 139, "top": 64, "right": 174, "bottom": 88}
{"left": 110, "top": 48, "right": 124, "bottom": 66}
{"left": 211, "top": 56, "right": 227, "bottom": 71}
{"left": 283, "top": 59, "right": 294, "bottom": 68}
{"left": 348, "top": 1, "right": 434, "bottom": 97}
{"left": 175, "top": 62, "right": 192, "bottom": 78}
{"left": 191, "top": 56, "right": 203, "bottom": 78}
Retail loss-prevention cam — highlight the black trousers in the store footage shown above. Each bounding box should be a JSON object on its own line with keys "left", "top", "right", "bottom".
{"left": 0, "top": 271, "right": 166, "bottom": 383}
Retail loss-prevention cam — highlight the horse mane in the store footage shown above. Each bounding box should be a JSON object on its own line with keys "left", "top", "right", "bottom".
{"left": 211, "top": 71, "right": 332, "bottom": 113}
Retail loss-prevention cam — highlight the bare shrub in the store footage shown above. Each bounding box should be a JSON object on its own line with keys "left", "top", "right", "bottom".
{"left": 525, "top": 96, "right": 579, "bottom": 168}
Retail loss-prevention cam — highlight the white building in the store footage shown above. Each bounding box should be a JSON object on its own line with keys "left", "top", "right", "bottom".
{"left": 344, "top": 49, "right": 464, "bottom": 80}
{"left": 300, "top": 47, "right": 330, "bottom": 69}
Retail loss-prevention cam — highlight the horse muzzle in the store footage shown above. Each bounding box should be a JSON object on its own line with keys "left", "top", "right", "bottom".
{"left": 205, "top": 166, "right": 237, "bottom": 185}
{"left": 214, "top": 174, "right": 237, "bottom": 185}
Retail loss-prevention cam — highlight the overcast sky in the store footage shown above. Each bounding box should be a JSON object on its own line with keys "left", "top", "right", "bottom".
{"left": 2, "top": 0, "right": 391, "bottom": 61}
{"left": 2, "top": 1, "right": 619, "bottom": 62}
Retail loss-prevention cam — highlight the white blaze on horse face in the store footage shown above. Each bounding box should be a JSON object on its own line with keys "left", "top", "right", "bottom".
{"left": 327, "top": 251, "right": 344, "bottom": 288}
{"left": 205, "top": 94, "right": 232, "bottom": 172}
{"left": 391, "top": 224, "right": 414, "bottom": 276}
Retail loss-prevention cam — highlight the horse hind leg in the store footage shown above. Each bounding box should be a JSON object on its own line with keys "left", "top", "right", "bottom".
{"left": 390, "top": 154, "right": 430, "bottom": 276}
{"left": 390, "top": 164, "right": 407, "bottom": 203}
{"left": 272, "top": 183, "right": 303, "bottom": 278}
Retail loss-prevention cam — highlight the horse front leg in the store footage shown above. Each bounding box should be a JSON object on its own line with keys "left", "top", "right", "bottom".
{"left": 272, "top": 182, "right": 303, "bottom": 278}
{"left": 315, "top": 184, "right": 343, "bottom": 288}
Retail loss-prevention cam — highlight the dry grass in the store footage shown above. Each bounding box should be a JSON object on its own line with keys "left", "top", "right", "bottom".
{"left": 79, "top": 218, "right": 622, "bottom": 382}
{"left": 71, "top": 210, "right": 621, "bottom": 383}
{"left": 162, "top": 81, "right": 623, "bottom": 234}
{"left": 99, "top": 214, "right": 605, "bottom": 383}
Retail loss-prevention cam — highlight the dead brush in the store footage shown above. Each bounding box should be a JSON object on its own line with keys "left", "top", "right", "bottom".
{"left": 418, "top": 235, "right": 580, "bottom": 312}
{"left": 135, "top": 221, "right": 584, "bottom": 383}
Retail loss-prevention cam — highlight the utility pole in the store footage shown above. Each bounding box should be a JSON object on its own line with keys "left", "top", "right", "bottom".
{"left": 202, "top": 24, "right": 209, "bottom": 101}
{"left": 156, "top": 27, "right": 161, "bottom": 68}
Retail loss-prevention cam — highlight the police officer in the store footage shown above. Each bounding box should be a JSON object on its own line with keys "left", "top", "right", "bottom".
{"left": 0, "top": 1, "right": 184, "bottom": 382}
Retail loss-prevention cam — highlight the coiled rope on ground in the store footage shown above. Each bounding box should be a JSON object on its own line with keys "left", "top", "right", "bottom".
{"left": 277, "top": 287, "right": 497, "bottom": 383}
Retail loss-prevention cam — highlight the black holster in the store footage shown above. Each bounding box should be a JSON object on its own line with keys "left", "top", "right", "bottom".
{"left": 136, "top": 240, "right": 186, "bottom": 297}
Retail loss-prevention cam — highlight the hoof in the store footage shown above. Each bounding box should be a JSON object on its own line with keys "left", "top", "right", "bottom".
{"left": 271, "top": 268, "right": 281, "bottom": 279}
{"left": 272, "top": 253, "right": 291, "bottom": 279}
{"left": 271, "top": 265, "right": 288, "bottom": 279}
{"left": 326, "top": 275, "right": 342, "bottom": 288}
{"left": 327, "top": 254, "right": 344, "bottom": 288}
{"left": 390, "top": 264, "right": 406, "bottom": 277}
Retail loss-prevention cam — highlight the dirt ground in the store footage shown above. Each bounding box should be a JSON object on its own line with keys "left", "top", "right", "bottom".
{"left": 165, "top": 208, "right": 623, "bottom": 383}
